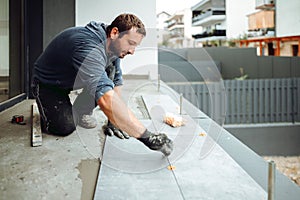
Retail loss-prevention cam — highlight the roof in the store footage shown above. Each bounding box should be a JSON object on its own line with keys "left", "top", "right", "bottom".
{"left": 156, "top": 11, "right": 171, "bottom": 17}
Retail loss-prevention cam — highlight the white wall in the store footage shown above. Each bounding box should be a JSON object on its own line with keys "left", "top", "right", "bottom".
{"left": 0, "top": 0, "right": 9, "bottom": 76}
{"left": 76, "top": 0, "right": 158, "bottom": 79}
{"left": 226, "top": 0, "right": 255, "bottom": 39}
{"left": 276, "top": 0, "right": 300, "bottom": 37}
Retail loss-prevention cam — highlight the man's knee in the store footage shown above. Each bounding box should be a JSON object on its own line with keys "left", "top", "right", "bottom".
{"left": 49, "top": 122, "right": 76, "bottom": 136}
{"left": 48, "top": 115, "right": 76, "bottom": 136}
{"left": 56, "top": 126, "right": 76, "bottom": 136}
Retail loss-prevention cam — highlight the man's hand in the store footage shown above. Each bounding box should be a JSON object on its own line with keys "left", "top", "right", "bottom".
{"left": 102, "top": 121, "right": 130, "bottom": 139}
{"left": 138, "top": 129, "right": 173, "bottom": 156}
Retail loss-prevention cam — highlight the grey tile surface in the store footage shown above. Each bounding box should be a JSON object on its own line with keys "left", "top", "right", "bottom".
{"left": 94, "top": 94, "right": 267, "bottom": 200}
{"left": 94, "top": 164, "right": 183, "bottom": 200}
{"left": 94, "top": 122, "right": 184, "bottom": 200}
{"left": 169, "top": 125, "right": 267, "bottom": 200}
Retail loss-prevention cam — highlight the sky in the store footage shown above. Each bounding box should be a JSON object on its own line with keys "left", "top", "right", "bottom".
{"left": 156, "top": 0, "right": 200, "bottom": 14}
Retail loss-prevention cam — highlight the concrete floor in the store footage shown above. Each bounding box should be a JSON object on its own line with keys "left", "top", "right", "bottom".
{"left": 0, "top": 98, "right": 106, "bottom": 200}
{"left": 0, "top": 78, "right": 159, "bottom": 200}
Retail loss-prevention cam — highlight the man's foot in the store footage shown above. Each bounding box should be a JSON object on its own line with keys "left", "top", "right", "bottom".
{"left": 78, "top": 114, "right": 97, "bottom": 129}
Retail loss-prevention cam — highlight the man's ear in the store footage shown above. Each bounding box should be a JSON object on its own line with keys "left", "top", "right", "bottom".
{"left": 109, "top": 27, "right": 119, "bottom": 39}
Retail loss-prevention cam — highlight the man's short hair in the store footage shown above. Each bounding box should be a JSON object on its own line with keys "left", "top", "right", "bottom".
{"left": 107, "top": 13, "right": 146, "bottom": 37}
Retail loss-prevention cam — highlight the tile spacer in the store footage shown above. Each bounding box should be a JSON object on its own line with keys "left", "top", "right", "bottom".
{"left": 199, "top": 132, "right": 206, "bottom": 137}
{"left": 167, "top": 165, "right": 176, "bottom": 171}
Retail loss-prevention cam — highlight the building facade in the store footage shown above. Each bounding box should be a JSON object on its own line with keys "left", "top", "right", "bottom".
{"left": 191, "top": 0, "right": 255, "bottom": 47}
{"left": 240, "top": 0, "right": 300, "bottom": 56}
{"left": 164, "top": 9, "right": 202, "bottom": 48}
{"left": 156, "top": 11, "right": 171, "bottom": 47}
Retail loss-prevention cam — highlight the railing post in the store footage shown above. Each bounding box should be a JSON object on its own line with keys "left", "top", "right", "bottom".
{"left": 268, "top": 160, "right": 276, "bottom": 200}
{"left": 179, "top": 93, "right": 183, "bottom": 115}
{"left": 157, "top": 74, "right": 160, "bottom": 92}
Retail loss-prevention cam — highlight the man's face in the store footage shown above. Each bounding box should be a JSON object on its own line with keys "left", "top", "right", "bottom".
{"left": 108, "top": 27, "right": 144, "bottom": 58}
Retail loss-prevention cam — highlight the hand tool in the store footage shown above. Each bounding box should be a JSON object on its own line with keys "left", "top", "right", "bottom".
{"left": 11, "top": 115, "right": 26, "bottom": 125}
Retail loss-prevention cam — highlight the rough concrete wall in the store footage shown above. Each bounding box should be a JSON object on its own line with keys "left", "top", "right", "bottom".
{"left": 159, "top": 47, "right": 300, "bottom": 79}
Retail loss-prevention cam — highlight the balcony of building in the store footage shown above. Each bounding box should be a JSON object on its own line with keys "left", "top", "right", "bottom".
{"left": 165, "top": 12, "right": 184, "bottom": 31}
{"left": 246, "top": 9, "right": 275, "bottom": 39}
{"left": 192, "top": 29, "right": 226, "bottom": 39}
{"left": 255, "top": 0, "right": 275, "bottom": 10}
{"left": 248, "top": 10, "right": 274, "bottom": 31}
{"left": 191, "top": 0, "right": 225, "bottom": 27}
{"left": 192, "top": 9, "right": 225, "bottom": 27}
{"left": 167, "top": 21, "right": 184, "bottom": 31}
{"left": 192, "top": 29, "right": 226, "bottom": 44}
{"left": 169, "top": 29, "right": 184, "bottom": 39}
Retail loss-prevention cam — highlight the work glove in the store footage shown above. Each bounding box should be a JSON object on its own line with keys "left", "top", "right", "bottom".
{"left": 102, "top": 121, "right": 130, "bottom": 139}
{"left": 138, "top": 129, "right": 174, "bottom": 156}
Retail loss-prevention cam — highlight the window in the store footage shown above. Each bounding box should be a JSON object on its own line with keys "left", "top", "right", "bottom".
{"left": 292, "top": 45, "right": 299, "bottom": 56}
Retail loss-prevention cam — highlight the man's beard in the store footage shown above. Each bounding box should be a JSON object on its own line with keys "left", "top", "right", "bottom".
{"left": 109, "top": 41, "right": 122, "bottom": 58}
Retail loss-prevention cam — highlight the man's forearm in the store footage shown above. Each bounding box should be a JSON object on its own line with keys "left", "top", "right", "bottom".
{"left": 113, "top": 85, "right": 122, "bottom": 97}
{"left": 97, "top": 90, "right": 145, "bottom": 138}
{"left": 99, "top": 89, "right": 174, "bottom": 156}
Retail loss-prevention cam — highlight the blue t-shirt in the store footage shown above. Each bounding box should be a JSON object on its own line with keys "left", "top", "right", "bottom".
{"left": 33, "top": 21, "right": 123, "bottom": 101}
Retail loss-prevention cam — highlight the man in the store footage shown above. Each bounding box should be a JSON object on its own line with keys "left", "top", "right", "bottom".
{"left": 32, "top": 13, "right": 173, "bottom": 156}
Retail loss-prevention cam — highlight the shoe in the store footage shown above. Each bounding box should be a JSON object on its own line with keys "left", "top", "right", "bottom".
{"left": 78, "top": 114, "right": 97, "bottom": 129}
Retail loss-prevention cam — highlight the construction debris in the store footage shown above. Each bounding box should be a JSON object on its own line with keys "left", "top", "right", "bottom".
{"left": 163, "top": 112, "right": 185, "bottom": 127}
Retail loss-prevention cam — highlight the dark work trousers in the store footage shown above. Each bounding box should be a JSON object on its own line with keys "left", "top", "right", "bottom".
{"left": 32, "top": 80, "right": 97, "bottom": 136}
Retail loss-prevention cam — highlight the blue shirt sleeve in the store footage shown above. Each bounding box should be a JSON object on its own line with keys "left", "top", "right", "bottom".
{"left": 113, "top": 58, "right": 123, "bottom": 87}
{"left": 72, "top": 43, "right": 114, "bottom": 101}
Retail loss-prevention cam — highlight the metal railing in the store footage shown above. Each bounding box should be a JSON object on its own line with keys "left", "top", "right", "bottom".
{"left": 167, "top": 78, "right": 300, "bottom": 124}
